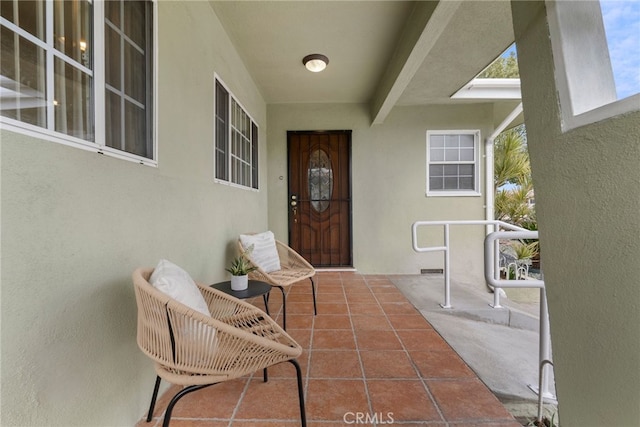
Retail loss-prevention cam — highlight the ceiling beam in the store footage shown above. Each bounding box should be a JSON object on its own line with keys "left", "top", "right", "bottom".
{"left": 370, "top": 0, "right": 462, "bottom": 125}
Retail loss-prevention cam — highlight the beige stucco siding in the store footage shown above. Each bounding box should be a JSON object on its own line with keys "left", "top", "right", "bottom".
{"left": 267, "top": 103, "right": 493, "bottom": 282}
{"left": 512, "top": 2, "right": 640, "bottom": 425}
{"left": 0, "top": 2, "right": 267, "bottom": 425}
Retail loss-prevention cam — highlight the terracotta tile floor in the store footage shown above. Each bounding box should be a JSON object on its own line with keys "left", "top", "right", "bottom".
{"left": 137, "top": 272, "right": 521, "bottom": 426}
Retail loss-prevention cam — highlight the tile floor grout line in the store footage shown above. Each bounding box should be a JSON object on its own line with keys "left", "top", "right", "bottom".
{"left": 303, "top": 283, "right": 314, "bottom": 403}
{"left": 342, "top": 272, "right": 377, "bottom": 424}
{"left": 382, "top": 275, "right": 460, "bottom": 423}
{"left": 226, "top": 372, "right": 255, "bottom": 426}
{"left": 273, "top": 285, "right": 314, "bottom": 421}
{"left": 360, "top": 274, "right": 408, "bottom": 427}
{"left": 364, "top": 274, "right": 448, "bottom": 425}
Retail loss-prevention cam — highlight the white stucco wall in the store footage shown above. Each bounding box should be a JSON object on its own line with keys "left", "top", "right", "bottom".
{"left": 512, "top": 2, "right": 640, "bottom": 425}
{"left": 267, "top": 103, "right": 494, "bottom": 284}
{"left": 0, "top": 2, "right": 268, "bottom": 425}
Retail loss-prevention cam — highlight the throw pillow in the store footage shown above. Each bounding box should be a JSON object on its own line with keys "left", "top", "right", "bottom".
{"left": 150, "top": 259, "right": 211, "bottom": 317}
{"left": 239, "top": 231, "right": 281, "bottom": 273}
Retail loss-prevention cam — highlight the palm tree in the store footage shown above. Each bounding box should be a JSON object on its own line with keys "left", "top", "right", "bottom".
{"left": 495, "top": 177, "right": 534, "bottom": 225}
{"left": 494, "top": 125, "right": 538, "bottom": 260}
{"left": 494, "top": 125, "right": 530, "bottom": 189}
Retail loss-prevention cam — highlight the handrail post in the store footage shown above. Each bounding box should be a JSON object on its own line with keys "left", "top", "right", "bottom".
{"left": 492, "top": 222, "right": 502, "bottom": 308}
{"left": 442, "top": 223, "right": 452, "bottom": 308}
{"left": 530, "top": 286, "right": 557, "bottom": 412}
{"left": 412, "top": 220, "right": 531, "bottom": 309}
{"left": 485, "top": 230, "right": 556, "bottom": 409}
{"left": 539, "top": 287, "right": 555, "bottom": 399}
{"left": 539, "top": 287, "right": 549, "bottom": 398}
{"left": 537, "top": 359, "right": 554, "bottom": 422}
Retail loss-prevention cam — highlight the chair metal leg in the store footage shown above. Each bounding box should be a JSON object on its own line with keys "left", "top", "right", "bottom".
{"left": 146, "top": 376, "right": 162, "bottom": 422}
{"left": 310, "top": 277, "right": 317, "bottom": 315}
{"left": 162, "top": 383, "right": 213, "bottom": 427}
{"left": 262, "top": 292, "right": 270, "bottom": 315}
{"left": 288, "top": 359, "right": 307, "bottom": 427}
{"left": 276, "top": 286, "right": 286, "bottom": 330}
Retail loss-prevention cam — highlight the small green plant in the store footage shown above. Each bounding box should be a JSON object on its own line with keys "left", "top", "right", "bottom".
{"left": 513, "top": 240, "right": 539, "bottom": 260}
{"left": 225, "top": 246, "right": 257, "bottom": 276}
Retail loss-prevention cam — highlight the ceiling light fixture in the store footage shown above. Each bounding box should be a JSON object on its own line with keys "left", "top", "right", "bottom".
{"left": 303, "top": 54, "right": 329, "bottom": 72}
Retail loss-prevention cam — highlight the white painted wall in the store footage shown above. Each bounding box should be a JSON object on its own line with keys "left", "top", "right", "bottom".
{"left": 267, "top": 103, "right": 493, "bottom": 283}
{"left": 512, "top": 2, "right": 640, "bottom": 425}
{"left": 0, "top": 2, "right": 268, "bottom": 425}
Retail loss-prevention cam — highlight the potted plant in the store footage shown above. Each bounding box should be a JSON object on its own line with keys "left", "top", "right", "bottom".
{"left": 512, "top": 240, "right": 538, "bottom": 279}
{"left": 226, "top": 247, "right": 257, "bottom": 291}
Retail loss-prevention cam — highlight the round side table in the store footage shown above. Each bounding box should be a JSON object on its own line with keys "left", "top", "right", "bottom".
{"left": 211, "top": 280, "right": 271, "bottom": 315}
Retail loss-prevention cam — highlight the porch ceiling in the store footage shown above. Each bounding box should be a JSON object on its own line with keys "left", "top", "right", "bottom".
{"left": 210, "top": 1, "right": 515, "bottom": 123}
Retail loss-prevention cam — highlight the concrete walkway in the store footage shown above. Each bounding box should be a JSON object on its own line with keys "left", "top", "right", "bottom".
{"left": 389, "top": 274, "right": 558, "bottom": 424}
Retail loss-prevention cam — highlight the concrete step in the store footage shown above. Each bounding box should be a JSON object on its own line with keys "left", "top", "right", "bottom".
{"left": 389, "top": 274, "right": 542, "bottom": 331}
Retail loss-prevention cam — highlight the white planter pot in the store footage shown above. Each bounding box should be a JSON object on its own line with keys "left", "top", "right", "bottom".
{"left": 230, "top": 274, "right": 248, "bottom": 291}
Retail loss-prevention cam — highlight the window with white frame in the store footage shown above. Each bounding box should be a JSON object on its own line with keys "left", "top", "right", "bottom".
{"left": 0, "top": 0, "right": 154, "bottom": 163}
{"left": 426, "top": 130, "right": 480, "bottom": 196}
{"left": 214, "top": 77, "right": 258, "bottom": 189}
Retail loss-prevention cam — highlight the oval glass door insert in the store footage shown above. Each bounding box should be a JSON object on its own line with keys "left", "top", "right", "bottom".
{"left": 308, "top": 149, "right": 333, "bottom": 213}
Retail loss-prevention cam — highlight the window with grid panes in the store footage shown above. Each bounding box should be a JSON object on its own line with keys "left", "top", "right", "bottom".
{"left": 426, "top": 131, "right": 480, "bottom": 196}
{"left": 214, "top": 77, "right": 258, "bottom": 189}
{"left": 0, "top": 0, "right": 154, "bottom": 163}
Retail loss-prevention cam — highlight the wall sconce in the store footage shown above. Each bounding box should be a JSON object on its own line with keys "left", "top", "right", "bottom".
{"left": 303, "top": 54, "right": 329, "bottom": 72}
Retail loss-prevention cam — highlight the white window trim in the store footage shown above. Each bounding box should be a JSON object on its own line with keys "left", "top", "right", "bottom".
{"left": 0, "top": 0, "right": 158, "bottom": 167}
{"left": 546, "top": 0, "right": 640, "bottom": 132}
{"left": 213, "top": 73, "right": 259, "bottom": 191}
{"left": 426, "top": 129, "right": 482, "bottom": 197}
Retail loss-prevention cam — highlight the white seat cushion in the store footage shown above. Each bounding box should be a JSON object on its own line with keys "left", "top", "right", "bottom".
{"left": 240, "top": 231, "right": 281, "bottom": 273}
{"left": 150, "top": 259, "right": 211, "bottom": 316}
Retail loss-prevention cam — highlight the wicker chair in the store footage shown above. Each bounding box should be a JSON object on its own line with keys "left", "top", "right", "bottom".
{"left": 133, "top": 267, "right": 306, "bottom": 427}
{"left": 238, "top": 237, "right": 317, "bottom": 330}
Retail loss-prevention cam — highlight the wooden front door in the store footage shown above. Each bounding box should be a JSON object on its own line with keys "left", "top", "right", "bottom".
{"left": 288, "top": 130, "right": 352, "bottom": 267}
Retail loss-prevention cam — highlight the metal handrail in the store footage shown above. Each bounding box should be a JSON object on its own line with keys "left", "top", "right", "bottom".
{"left": 411, "top": 221, "right": 556, "bottom": 410}
{"left": 411, "top": 220, "right": 528, "bottom": 308}
{"left": 484, "top": 230, "right": 555, "bottom": 407}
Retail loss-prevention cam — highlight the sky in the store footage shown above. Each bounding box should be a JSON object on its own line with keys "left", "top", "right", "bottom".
{"left": 501, "top": 1, "right": 639, "bottom": 100}
{"left": 600, "top": 0, "right": 640, "bottom": 99}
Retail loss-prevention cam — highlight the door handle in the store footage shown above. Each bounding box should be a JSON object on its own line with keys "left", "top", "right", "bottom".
{"left": 290, "top": 194, "right": 298, "bottom": 222}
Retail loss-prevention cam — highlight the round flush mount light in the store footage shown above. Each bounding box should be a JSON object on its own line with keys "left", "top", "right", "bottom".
{"left": 303, "top": 54, "right": 329, "bottom": 72}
